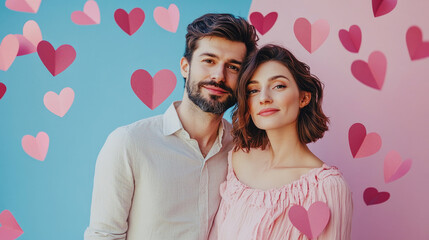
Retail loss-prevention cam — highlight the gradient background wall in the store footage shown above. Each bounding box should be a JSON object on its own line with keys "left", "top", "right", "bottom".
{"left": 1, "top": 0, "right": 428, "bottom": 239}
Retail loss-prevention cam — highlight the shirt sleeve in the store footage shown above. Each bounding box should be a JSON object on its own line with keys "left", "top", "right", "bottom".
{"left": 84, "top": 127, "right": 135, "bottom": 240}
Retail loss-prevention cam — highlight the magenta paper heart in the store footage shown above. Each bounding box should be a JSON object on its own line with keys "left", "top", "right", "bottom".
{"left": 0, "top": 210, "right": 23, "bottom": 240}
{"left": 406, "top": 26, "right": 429, "bottom": 61}
{"left": 288, "top": 201, "right": 330, "bottom": 239}
{"left": 372, "top": 0, "right": 397, "bottom": 17}
{"left": 384, "top": 150, "right": 412, "bottom": 183}
{"left": 294, "top": 18, "right": 330, "bottom": 53}
{"left": 114, "top": 8, "right": 145, "bottom": 36}
{"left": 37, "top": 40, "right": 76, "bottom": 76}
{"left": 0, "top": 35, "right": 19, "bottom": 71}
{"left": 43, "top": 87, "right": 75, "bottom": 117}
{"left": 364, "top": 187, "right": 390, "bottom": 205}
{"left": 131, "top": 69, "right": 176, "bottom": 110}
{"left": 351, "top": 51, "right": 386, "bottom": 90}
{"left": 0, "top": 83, "right": 6, "bottom": 100}
{"left": 339, "top": 25, "right": 361, "bottom": 53}
{"left": 249, "top": 12, "right": 278, "bottom": 35}
{"left": 21, "top": 131, "right": 49, "bottom": 161}
{"left": 154, "top": 4, "right": 180, "bottom": 33}
{"left": 348, "top": 123, "right": 382, "bottom": 158}
{"left": 5, "top": 0, "right": 41, "bottom": 13}
{"left": 15, "top": 20, "right": 42, "bottom": 56}
{"left": 71, "top": 0, "right": 100, "bottom": 25}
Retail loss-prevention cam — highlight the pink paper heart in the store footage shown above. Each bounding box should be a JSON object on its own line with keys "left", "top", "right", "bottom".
{"left": 294, "top": 18, "right": 330, "bottom": 53}
{"left": 43, "top": 87, "right": 75, "bottom": 117}
{"left": 0, "top": 210, "right": 23, "bottom": 240}
{"left": 114, "top": 8, "right": 145, "bottom": 36}
{"left": 21, "top": 131, "right": 49, "bottom": 161}
{"left": 37, "top": 40, "right": 76, "bottom": 76}
{"left": 339, "top": 25, "right": 361, "bottom": 53}
{"left": 351, "top": 51, "right": 386, "bottom": 90}
{"left": 15, "top": 20, "right": 42, "bottom": 56}
{"left": 71, "top": 0, "right": 100, "bottom": 25}
{"left": 406, "top": 26, "right": 429, "bottom": 61}
{"left": 384, "top": 150, "right": 412, "bottom": 183}
{"left": 154, "top": 4, "right": 180, "bottom": 33}
{"left": 0, "top": 83, "right": 6, "bottom": 100}
{"left": 0, "top": 35, "right": 19, "bottom": 71}
{"left": 372, "top": 0, "right": 397, "bottom": 17}
{"left": 288, "top": 201, "right": 331, "bottom": 239}
{"left": 5, "top": 0, "right": 41, "bottom": 13}
{"left": 348, "top": 123, "right": 382, "bottom": 158}
{"left": 131, "top": 69, "right": 176, "bottom": 110}
{"left": 249, "top": 12, "right": 278, "bottom": 35}
{"left": 364, "top": 187, "right": 390, "bottom": 205}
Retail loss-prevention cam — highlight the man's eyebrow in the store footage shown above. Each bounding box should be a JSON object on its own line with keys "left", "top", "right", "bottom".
{"left": 199, "top": 53, "right": 242, "bottom": 65}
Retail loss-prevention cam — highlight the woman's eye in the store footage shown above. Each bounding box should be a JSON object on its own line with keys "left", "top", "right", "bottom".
{"left": 274, "top": 85, "right": 286, "bottom": 89}
{"left": 247, "top": 89, "right": 258, "bottom": 95}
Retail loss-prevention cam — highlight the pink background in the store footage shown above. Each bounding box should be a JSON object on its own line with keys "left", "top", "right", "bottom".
{"left": 249, "top": 0, "right": 429, "bottom": 239}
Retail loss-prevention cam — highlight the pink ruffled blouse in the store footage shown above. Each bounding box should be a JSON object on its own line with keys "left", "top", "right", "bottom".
{"left": 209, "top": 151, "right": 353, "bottom": 240}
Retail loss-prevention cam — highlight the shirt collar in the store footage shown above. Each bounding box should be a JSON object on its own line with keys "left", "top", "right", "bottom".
{"left": 163, "top": 101, "right": 183, "bottom": 136}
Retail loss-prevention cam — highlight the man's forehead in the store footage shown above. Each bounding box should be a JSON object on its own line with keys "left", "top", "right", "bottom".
{"left": 193, "top": 36, "right": 246, "bottom": 60}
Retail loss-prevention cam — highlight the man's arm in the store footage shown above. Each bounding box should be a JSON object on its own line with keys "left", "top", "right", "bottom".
{"left": 84, "top": 127, "right": 135, "bottom": 240}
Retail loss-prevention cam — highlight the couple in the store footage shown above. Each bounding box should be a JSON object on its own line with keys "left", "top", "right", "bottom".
{"left": 84, "top": 13, "right": 352, "bottom": 240}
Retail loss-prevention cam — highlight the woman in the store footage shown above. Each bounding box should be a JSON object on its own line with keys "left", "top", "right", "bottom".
{"left": 210, "top": 45, "right": 352, "bottom": 240}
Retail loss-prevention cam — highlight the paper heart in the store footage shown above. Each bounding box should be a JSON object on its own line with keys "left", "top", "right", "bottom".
{"left": 153, "top": 4, "right": 180, "bottom": 33}
{"left": 0, "top": 210, "right": 24, "bottom": 240}
{"left": 0, "top": 83, "right": 6, "bottom": 100}
{"left": 43, "top": 87, "right": 75, "bottom": 117}
{"left": 249, "top": 12, "right": 278, "bottom": 35}
{"left": 131, "top": 69, "right": 176, "bottom": 110}
{"left": 5, "top": 0, "right": 41, "bottom": 13}
{"left": 0, "top": 35, "right": 19, "bottom": 71}
{"left": 114, "top": 8, "right": 145, "bottom": 36}
{"left": 384, "top": 150, "right": 412, "bottom": 183}
{"left": 372, "top": 0, "right": 397, "bottom": 17}
{"left": 364, "top": 187, "right": 390, "bottom": 205}
{"left": 351, "top": 51, "right": 386, "bottom": 90}
{"left": 15, "top": 20, "right": 42, "bottom": 56}
{"left": 294, "top": 18, "right": 330, "bottom": 53}
{"left": 71, "top": 0, "right": 100, "bottom": 25}
{"left": 339, "top": 25, "right": 361, "bottom": 53}
{"left": 37, "top": 40, "right": 76, "bottom": 76}
{"left": 348, "top": 123, "right": 382, "bottom": 158}
{"left": 22, "top": 131, "right": 49, "bottom": 161}
{"left": 406, "top": 26, "right": 429, "bottom": 61}
{"left": 288, "top": 201, "right": 331, "bottom": 239}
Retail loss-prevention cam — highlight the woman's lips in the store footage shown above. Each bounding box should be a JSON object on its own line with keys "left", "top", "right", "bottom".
{"left": 258, "top": 108, "right": 279, "bottom": 116}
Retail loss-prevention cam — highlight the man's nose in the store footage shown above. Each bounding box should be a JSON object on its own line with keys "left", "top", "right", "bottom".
{"left": 210, "top": 64, "right": 225, "bottom": 82}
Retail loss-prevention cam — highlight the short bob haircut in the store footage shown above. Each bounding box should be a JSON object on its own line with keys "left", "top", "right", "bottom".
{"left": 232, "top": 44, "right": 329, "bottom": 152}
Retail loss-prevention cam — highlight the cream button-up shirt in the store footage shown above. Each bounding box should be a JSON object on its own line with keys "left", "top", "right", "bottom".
{"left": 84, "top": 102, "right": 233, "bottom": 240}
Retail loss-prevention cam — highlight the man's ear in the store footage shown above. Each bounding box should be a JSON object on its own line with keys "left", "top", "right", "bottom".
{"left": 299, "top": 91, "right": 311, "bottom": 108}
{"left": 180, "top": 57, "right": 189, "bottom": 79}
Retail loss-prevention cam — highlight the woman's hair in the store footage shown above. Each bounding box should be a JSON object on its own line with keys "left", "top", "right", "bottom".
{"left": 232, "top": 44, "right": 329, "bottom": 152}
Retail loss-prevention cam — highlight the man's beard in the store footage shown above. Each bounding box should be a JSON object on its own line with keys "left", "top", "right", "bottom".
{"left": 186, "top": 75, "right": 236, "bottom": 115}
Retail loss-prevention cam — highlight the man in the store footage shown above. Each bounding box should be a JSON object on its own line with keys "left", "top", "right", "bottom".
{"left": 84, "top": 13, "right": 257, "bottom": 240}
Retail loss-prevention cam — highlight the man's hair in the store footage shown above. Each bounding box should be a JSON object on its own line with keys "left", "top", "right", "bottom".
{"left": 184, "top": 13, "right": 258, "bottom": 63}
{"left": 232, "top": 44, "right": 329, "bottom": 152}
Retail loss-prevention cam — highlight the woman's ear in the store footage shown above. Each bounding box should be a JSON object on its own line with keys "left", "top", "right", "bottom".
{"left": 299, "top": 91, "right": 311, "bottom": 108}
{"left": 180, "top": 57, "right": 189, "bottom": 79}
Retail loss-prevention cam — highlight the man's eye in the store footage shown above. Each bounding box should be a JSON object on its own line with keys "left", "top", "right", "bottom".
{"left": 203, "top": 59, "right": 214, "bottom": 64}
{"left": 228, "top": 65, "right": 240, "bottom": 72}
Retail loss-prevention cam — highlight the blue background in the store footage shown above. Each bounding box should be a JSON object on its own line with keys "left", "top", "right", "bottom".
{"left": 0, "top": 0, "right": 251, "bottom": 239}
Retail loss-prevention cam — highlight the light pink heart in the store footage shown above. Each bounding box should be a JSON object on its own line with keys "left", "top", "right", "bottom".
{"left": 0, "top": 35, "right": 19, "bottom": 71}
{"left": 372, "top": 0, "right": 397, "bottom": 17}
{"left": 384, "top": 150, "right": 412, "bottom": 183}
{"left": 131, "top": 69, "right": 176, "bottom": 110}
{"left": 5, "top": 0, "right": 41, "bottom": 13}
{"left": 288, "top": 201, "right": 331, "bottom": 239}
{"left": 339, "top": 25, "right": 361, "bottom": 53}
{"left": 351, "top": 51, "right": 386, "bottom": 90}
{"left": 21, "top": 131, "right": 49, "bottom": 161}
{"left": 0, "top": 210, "right": 24, "bottom": 240}
{"left": 43, "top": 87, "right": 75, "bottom": 117}
{"left": 249, "top": 11, "right": 278, "bottom": 35}
{"left": 154, "top": 4, "right": 180, "bottom": 33}
{"left": 294, "top": 18, "right": 330, "bottom": 53}
{"left": 37, "top": 40, "right": 76, "bottom": 76}
{"left": 15, "top": 20, "right": 42, "bottom": 56}
{"left": 114, "top": 8, "right": 145, "bottom": 36}
{"left": 71, "top": 0, "right": 100, "bottom": 25}
{"left": 406, "top": 26, "right": 429, "bottom": 61}
{"left": 348, "top": 123, "right": 382, "bottom": 158}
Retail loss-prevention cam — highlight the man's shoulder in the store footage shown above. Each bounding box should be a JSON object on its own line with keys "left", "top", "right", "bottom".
{"left": 109, "top": 114, "right": 164, "bottom": 142}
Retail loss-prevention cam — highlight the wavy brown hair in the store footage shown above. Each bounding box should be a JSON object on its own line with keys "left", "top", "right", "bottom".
{"left": 232, "top": 44, "right": 329, "bottom": 152}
